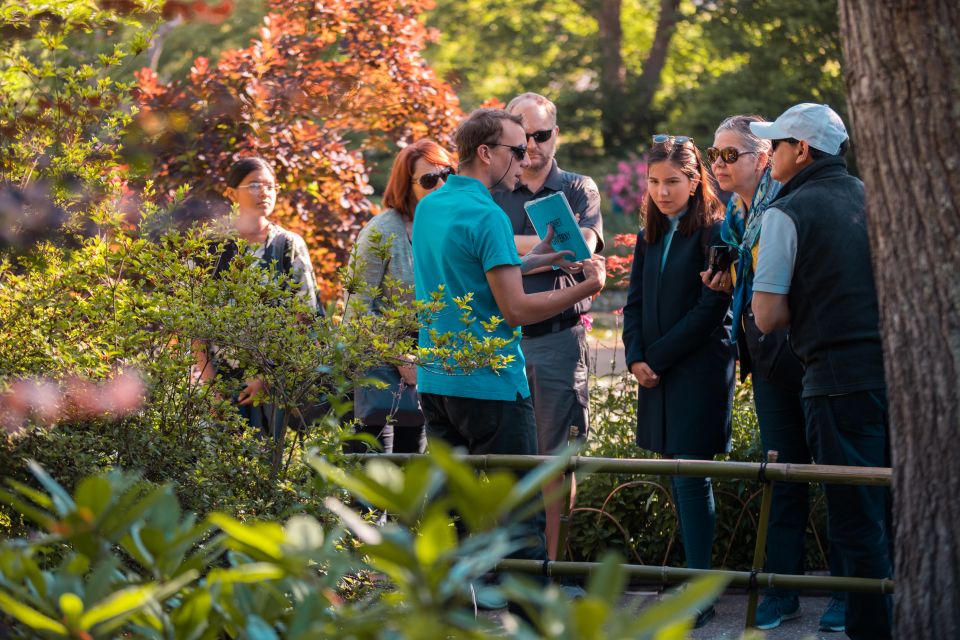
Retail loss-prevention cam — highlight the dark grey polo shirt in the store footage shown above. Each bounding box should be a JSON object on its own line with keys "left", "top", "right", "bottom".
{"left": 492, "top": 160, "right": 604, "bottom": 330}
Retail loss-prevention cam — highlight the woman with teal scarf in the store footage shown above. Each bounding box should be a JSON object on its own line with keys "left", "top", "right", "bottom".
{"left": 703, "top": 115, "right": 846, "bottom": 633}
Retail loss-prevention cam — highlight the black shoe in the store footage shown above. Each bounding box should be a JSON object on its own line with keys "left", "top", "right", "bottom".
{"left": 694, "top": 604, "right": 716, "bottom": 629}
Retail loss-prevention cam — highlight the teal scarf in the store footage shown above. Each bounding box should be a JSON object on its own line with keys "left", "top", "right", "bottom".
{"left": 720, "top": 167, "right": 781, "bottom": 343}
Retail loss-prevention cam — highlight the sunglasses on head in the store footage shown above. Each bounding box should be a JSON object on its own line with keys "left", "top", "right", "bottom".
{"left": 772, "top": 137, "right": 800, "bottom": 150}
{"left": 706, "top": 146, "right": 759, "bottom": 164}
{"left": 487, "top": 142, "right": 528, "bottom": 161}
{"left": 412, "top": 166, "right": 454, "bottom": 189}
{"left": 526, "top": 128, "right": 554, "bottom": 144}
{"left": 652, "top": 134, "right": 693, "bottom": 146}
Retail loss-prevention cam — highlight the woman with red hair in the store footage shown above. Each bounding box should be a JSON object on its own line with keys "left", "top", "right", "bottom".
{"left": 345, "top": 139, "right": 456, "bottom": 454}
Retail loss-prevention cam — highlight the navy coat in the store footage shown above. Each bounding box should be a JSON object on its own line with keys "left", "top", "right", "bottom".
{"left": 621, "top": 220, "right": 735, "bottom": 457}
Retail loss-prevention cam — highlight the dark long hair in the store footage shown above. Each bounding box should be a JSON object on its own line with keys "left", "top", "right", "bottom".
{"left": 643, "top": 140, "right": 723, "bottom": 244}
{"left": 225, "top": 156, "right": 274, "bottom": 189}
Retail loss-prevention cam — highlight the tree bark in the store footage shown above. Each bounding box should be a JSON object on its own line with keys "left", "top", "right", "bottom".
{"left": 596, "top": 0, "right": 626, "bottom": 150}
{"left": 631, "top": 0, "right": 681, "bottom": 130}
{"left": 593, "top": 0, "right": 680, "bottom": 151}
{"left": 838, "top": 1, "right": 960, "bottom": 637}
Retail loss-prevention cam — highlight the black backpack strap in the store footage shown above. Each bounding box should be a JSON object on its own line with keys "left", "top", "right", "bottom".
{"left": 211, "top": 239, "right": 238, "bottom": 279}
{"left": 262, "top": 230, "right": 293, "bottom": 276}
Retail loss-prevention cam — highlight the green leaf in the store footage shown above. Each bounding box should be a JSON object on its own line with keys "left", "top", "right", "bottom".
{"left": 208, "top": 513, "right": 284, "bottom": 560}
{"left": 0, "top": 488, "right": 56, "bottom": 530}
{"left": 0, "top": 590, "right": 69, "bottom": 635}
{"left": 79, "top": 584, "right": 156, "bottom": 629}
{"left": 585, "top": 552, "right": 627, "bottom": 604}
{"left": 414, "top": 508, "right": 456, "bottom": 567}
{"left": 170, "top": 590, "right": 212, "bottom": 640}
{"left": 284, "top": 514, "right": 324, "bottom": 551}
{"left": 571, "top": 598, "right": 610, "bottom": 640}
{"left": 3, "top": 478, "right": 54, "bottom": 510}
{"left": 75, "top": 475, "right": 113, "bottom": 520}
{"left": 206, "top": 563, "right": 286, "bottom": 585}
{"left": 27, "top": 460, "right": 76, "bottom": 516}
{"left": 630, "top": 574, "right": 731, "bottom": 635}
{"left": 59, "top": 592, "right": 84, "bottom": 619}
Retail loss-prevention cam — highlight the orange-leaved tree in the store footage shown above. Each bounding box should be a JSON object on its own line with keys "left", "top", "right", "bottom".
{"left": 131, "top": 0, "right": 462, "bottom": 294}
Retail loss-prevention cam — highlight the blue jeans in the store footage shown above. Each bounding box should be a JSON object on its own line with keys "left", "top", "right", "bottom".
{"left": 753, "top": 376, "right": 845, "bottom": 598}
{"left": 669, "top": 453, "right": 716, "bottom": 570}
{"left": 803, "top": 390, "right": 892, "bottom": 640}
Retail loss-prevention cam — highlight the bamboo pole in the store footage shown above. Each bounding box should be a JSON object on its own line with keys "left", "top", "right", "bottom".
{"left": 354, "top": 453, "right": 892, "bottom": 487}
{"left": 496, "top": 559, "right": 895, "bottom": 595}
{"left": 745, "top": 450, "right": 778, "bottom": 628}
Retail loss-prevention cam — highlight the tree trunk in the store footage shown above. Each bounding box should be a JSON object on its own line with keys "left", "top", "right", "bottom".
{"left": 592, "top": 0, "right": 680, "bottom": 152}
{"left": 631, "top": 0, "right": 680, "bottom": 135}
{"left": 838, "top": 1, "right": 960, "bottom": 637}
{"left": 596, "top": 0, "right": 626, "bottom": 150}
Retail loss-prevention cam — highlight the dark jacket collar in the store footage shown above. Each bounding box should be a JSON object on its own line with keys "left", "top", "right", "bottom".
{"left": 773, "top": 155, "right": 849, "bottom": 203}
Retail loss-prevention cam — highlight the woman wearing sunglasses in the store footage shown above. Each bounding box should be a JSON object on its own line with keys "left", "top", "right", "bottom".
{"left": 703, "top": 115, "right": 846, "bottom": 633}
{"left": 344, "top": 138, "right": 456, "bottom": 454}
{"left": 622, "top": 135, "right": 734, "bottom": 629}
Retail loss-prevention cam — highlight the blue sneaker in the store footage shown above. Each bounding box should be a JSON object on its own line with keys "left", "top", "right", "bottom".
{"left": 754, "top": 595, "right": 801, "bottom": 630}
{"left": 819, "top": 597, "right": 846, "bottom": 632}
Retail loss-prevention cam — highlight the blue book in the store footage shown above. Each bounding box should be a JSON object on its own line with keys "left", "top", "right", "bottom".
{"left": 523, "top": 191, "right": 592, "bottom": 262}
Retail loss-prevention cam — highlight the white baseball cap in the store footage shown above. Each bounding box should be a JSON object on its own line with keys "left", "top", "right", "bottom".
{"left": 750, "top": 103, "right": 849, "bottom": 155}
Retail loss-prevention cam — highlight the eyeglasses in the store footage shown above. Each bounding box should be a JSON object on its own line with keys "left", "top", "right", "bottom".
{"left": 652, "top": 134, "right": 693, "bottom": 146}
{"left": 706, "top": 146, "right": 758, "bottom": 164}
{"left": 772, "top": 137, "right": 800, "bottom": 151}
{"left": 238, "top": 181, "right": 278, "bottom": 194}
{"left": 412, "top": 166, "right": 454, "bottom": 190}
{"left": 526, "top": 129, "right": 554, "bottom": 144}
{"left": 486, "top": 142, "right": 528, "bottom": 161}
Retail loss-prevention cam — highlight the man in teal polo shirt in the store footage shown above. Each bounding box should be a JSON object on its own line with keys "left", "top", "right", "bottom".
{"left": 412, "top": 108, "right": 605, "bottom": 586}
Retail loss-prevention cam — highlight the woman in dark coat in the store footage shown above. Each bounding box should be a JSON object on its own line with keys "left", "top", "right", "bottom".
{"left": 621, "top": 135, "right": 734, "bottom": 627}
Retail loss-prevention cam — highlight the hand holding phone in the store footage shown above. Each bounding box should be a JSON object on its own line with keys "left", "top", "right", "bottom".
{"left": 707, "top": 244, "right": 735, "bottom": 273}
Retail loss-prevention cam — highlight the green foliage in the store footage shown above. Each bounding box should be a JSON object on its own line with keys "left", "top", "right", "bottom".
{"left": 0, "top": 450, "right": 731, "bottom": 638}
{"left": 424, "top": 0, "right": 845, "bottom": 160}
{"left": 661, "top": 0, "right": 848, "bottom": 150}
{"left": 0, "top": 0, "right": 160, "bottom": 193}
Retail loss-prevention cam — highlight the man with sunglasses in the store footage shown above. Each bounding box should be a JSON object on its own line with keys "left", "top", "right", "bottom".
{"left": 412, "top": 108, "right": 606, "bottom": 609}
{"left": 492, "top": 93, "right": 604, "bottom": 569}
{"left": 749, "top": 103, "right": 892, "bottom": 640}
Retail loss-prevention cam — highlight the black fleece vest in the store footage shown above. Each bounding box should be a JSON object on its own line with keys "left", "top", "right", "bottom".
{"left": 772, "top": 156, "right": 886, "bottom": 397}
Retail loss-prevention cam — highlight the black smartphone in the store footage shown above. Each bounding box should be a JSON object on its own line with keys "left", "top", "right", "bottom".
{"left": 707, "top": 245, "right": 735, "bottom": 273}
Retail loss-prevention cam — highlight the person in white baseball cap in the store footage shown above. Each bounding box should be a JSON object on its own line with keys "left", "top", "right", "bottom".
{"left": 750, "top": 102, "right": 893, "bottom": 640}
{"left": 749, "top": 103, "right": 850, "bottom": 184}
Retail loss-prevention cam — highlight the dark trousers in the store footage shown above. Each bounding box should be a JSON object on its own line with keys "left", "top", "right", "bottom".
{"left": 803, "top": 390, "right": 893, "bottom": 640}
{"left": 345, "top": 422, "right": 427, "bottom": 454}
{"left": 753, "top": 376, "right": 845, "bottom": 599}
{"left": 668, "top": 452, "right": 716, "bottom": 570}
{"left": 420, "top": 392, "right": 547, "bottom": 567}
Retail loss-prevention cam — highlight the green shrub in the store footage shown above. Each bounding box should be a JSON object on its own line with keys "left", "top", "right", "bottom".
{"left": 0, "top": 450, "right": 730, "bottom": 638}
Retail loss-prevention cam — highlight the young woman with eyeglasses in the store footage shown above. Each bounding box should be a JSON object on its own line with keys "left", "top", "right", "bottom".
{"left": 343, "top": 139, "right": 456, "bottom": 454}
{"left": 702, "top": 115, "right": 846, "bottom": 632}
{"left": 192, "top": 156, "right": 320, "bottom": 438}
{"left": 621, "top": 135, "right": 734, "bottom": 629}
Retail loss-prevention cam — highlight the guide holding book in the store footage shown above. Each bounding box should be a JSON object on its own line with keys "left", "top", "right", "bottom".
{"left": 493, "top": 92, "right": 604, "bottom": 565}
